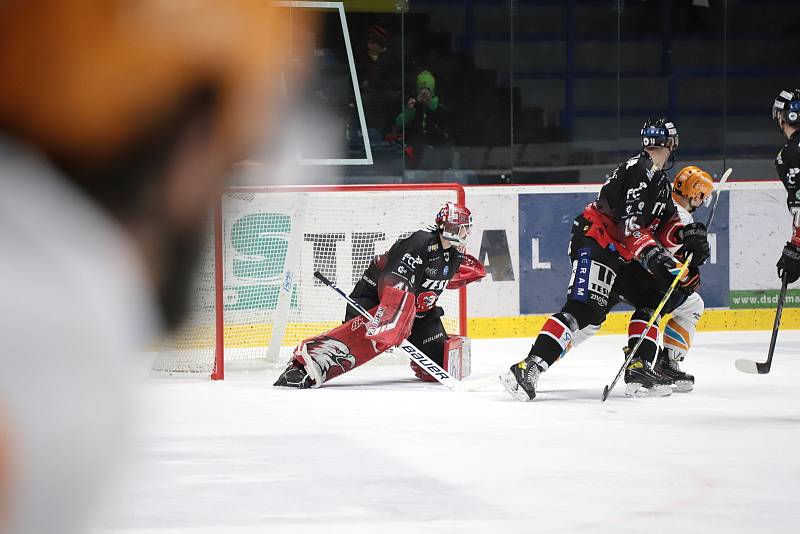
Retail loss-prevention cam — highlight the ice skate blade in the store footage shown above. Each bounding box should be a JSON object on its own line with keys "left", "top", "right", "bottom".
{"left": 624, "top": 382, "right": 672, "bottom": 398}
{"left": 672, "top": 380, "right": 694, "bottom": 393}
{"left": 499, "top": 371, "right": 535, "bottom": 401}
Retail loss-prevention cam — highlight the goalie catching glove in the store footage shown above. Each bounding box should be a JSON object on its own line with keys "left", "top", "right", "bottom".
{"left": 365, "top": 285, "right": 416, "bottom": 351}
{"left": 446, "top": 253, "right": 487, "bottom": 289}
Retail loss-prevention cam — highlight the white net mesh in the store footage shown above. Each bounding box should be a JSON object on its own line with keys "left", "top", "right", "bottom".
{"left": 153, "top": 185, "right": 465, "bottom": 376}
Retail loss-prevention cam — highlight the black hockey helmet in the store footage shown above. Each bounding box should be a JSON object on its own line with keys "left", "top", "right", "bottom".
{"left": 641, "top": 117, "right": 678, "bottom": 170}
{"left": 772, "top": 89, "right": 800, "bottom": 130}
{"left": 640, "top": 117, "right": 679, "bottom": 150}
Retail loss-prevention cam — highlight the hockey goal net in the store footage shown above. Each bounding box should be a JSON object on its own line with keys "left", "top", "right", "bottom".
{"left": 153, "top": 183, "right": 467, "bottom": 379}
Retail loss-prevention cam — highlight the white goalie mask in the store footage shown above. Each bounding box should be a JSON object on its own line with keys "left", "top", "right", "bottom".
{"left": 435, "top": 202, "right": 473, "bottom": 245}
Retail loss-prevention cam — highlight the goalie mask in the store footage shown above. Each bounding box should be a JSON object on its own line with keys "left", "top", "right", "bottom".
{"left": 772, "top": 89, "right": 800, "bottom": 136}
{"left": 641, "top": 117, "right": 679, "bottom": 170}
{"left": 435, "top": 202, "right": 472, "bottom": 245}
{"left": 673, "top": 165, "right": 713, "bottom": 212}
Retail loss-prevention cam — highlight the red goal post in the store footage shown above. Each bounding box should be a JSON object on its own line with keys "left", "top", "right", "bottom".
{"left": 154, "top": 183, "right": 468, "bottom": 379}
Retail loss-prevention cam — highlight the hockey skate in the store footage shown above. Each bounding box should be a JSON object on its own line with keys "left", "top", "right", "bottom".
{"left": 273, "top": 360, "right": 315, "bottom": 388}
{"left": 274, "top": 341, "right": 326, "bottom": 389}
{"left": 500, "top": 356, "right": 548, "bottom": 401}
{"left": 654, "top": 347, "right": 694, "bottom": 392}
{"left": 623, "top": 347, "right": 673, "bottom": 397}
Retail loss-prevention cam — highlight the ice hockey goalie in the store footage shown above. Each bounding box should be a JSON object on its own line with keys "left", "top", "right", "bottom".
{"left": 274, "top": 202, "right": 485, "bottom": 388}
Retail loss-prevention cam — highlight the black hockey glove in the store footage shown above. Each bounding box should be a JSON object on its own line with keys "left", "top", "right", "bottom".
{"left": 641, "top": 245, "right": 683, "bottom": 290}
{"left": 777, "top": 242, "right": 800, "bottom": 284}
{"left": 677, "top": 222, "right": 710, "bottom": 266}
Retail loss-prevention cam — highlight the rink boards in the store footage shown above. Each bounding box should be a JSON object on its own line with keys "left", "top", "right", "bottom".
{"left": 463, "top": 182, "right": 800, "bottom": 338}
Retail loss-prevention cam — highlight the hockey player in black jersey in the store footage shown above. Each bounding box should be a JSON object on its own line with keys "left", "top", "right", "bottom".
{"left": 501, "top": 118, "right": 710, "bottom": 400}
{"left": 610, "top": 166, "right": 713, "bottom": 393}
{"left": 274, "top": 202, "right": 485, "bottom": 388}
{"left": 772, "top": 89, "right": 800, "bottom": 285}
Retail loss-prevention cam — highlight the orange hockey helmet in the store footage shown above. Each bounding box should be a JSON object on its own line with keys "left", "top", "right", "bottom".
{"left": 673, "top": 166, "right": 714, "bottom": 210}
{"left": 0, "top": 0, "right": 310, "bottom": 171}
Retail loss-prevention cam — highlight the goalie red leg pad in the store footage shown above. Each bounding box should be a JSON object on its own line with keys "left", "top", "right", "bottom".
{"left": 365, "top": 286, "right": 416, "bottom": 350}
{"left": 444, "top": 335, "right": 471, "bottom": 380}
{"left": 410, "top": 335, "right": 472, "bottom": 382}
{"left": 292, "top": 308, "right": 387, "bottom": 386}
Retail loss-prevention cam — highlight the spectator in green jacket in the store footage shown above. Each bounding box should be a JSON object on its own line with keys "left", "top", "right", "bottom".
{"left": 392, "top": 70, "right": 448, "bottom": 168}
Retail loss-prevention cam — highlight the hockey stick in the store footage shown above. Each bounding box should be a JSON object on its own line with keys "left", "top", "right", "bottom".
{"left": 601, "top": 254, "right": 693, "bottom": 401}
{"left": 734, "top": 274, "right": 788, "bottom": 375}
{"left": 313, "top": 271, "right": 463, "bottom": 391}
{"left": 704, "top": 168, "right": 731, "bottom": 228}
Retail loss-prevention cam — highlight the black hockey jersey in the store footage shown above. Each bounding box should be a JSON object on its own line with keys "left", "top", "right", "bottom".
{"left": 777, "top": 130, "right": 800, "bottom": 211}
{"left": 348, "top": 228, "right": 463, "bottom": 318}
{"left": 584, "top": 151, "right": 678, "bottom": 259}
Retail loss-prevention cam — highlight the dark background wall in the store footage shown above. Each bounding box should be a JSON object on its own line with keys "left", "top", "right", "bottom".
{"left": 288, "top": 0, "right": 800, "bottom": 185}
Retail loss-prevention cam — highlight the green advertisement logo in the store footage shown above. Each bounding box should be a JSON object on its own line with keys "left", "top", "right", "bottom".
{"left": 730, "top": 289, "right": 800, "bottom": 309}
{"left": 225, "top": 212, "right": 298, "bottom": 311}
{"left": 221, "top": 213, "right": 393, "bottom": 312}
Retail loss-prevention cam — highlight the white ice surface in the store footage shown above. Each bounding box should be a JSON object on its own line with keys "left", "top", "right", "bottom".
{"left": 93, "top": 331, "right": 800, "bottom": 534}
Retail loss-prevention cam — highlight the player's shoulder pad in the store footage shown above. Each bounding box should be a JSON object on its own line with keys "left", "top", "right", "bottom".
{"left": 406, "top": 228, "right": 438, "bottom": 248}
{"left": 395, "top": 229, "right": 436, "bottom": 260}
{"left": 786, "top": 134, "right": 800, "bottom": 162}
{"left": 621, "top": 152, "right": 656, "bottom": 182}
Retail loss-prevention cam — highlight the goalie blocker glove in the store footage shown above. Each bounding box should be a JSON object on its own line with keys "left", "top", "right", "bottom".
{"left": 365, "top": 285, "right": 416, "bottom": 351}
{"left": 777, "top": 242, "right": 800, "bottom": 284}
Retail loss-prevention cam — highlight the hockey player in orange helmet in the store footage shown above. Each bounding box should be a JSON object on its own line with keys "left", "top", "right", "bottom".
{"left": 640, "top": 165, "right": 716, "bottom": 391}
{"left": 673, "top": 166, "right": 714, "bottom": 213}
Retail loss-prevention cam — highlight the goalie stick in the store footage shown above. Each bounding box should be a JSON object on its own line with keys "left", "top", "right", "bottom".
{"left": 601, "top": 255, "right": 693, "bottom": 401}
{"left": 313, "top": 271, "right": 467, "bottom": 390}
{"left": 734, "top": 274, "right": 788, "bottom": 375}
